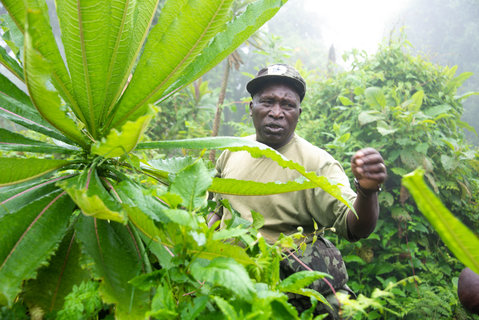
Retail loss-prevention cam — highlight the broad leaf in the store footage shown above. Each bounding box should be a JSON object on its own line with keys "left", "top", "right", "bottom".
{"left": 170, "top": 160, "right": 212, "bottom": 211}
{"left": 0, "top": 157, "right": 73, "bottom": 186}
{"left": 58, "top": 169, "right": 127, "bottom": 224}
{"left": 125, "top": 205, "right": 175, "bottom": 268}
{"left": 358, "top": 110, "right": 384, "bottom": 126}
{"left": 92, "top": 111, "right": 152, "bottom": 158}
{"left": 75, "top": 216, "right": 150, "bottom": 319}
{"left": 402, "top": 169, "right": 479, "bottom": 274}
{"left": 115, "top": 179, "right": 170, "bottom": 223}
{"left": 0, "top": 128, "right": 78, "bottom": 154}
{"left": 148, "top": 282, "right": 178, "bottom": 319}
{"left": 0, "top": 190, "right": 74, "bottom": 306}
{"left": 23, "top": 230, "right": 90, "bottom": 312}
{"left": 364, "top": 87, "right": 386, "bottom": 109}
{"left": 194, "top": 240, "right": 254, "bottom": 266}
{"left": 190, "top": 257, "right": 255, "bottom": 301}
{"left": 278, "top": 270, "right": 330, "bottom": 292}
{"left": 108, "top": 0, "right": 235, "bottom": 130}
{"left": 162, "top": 0, "right": 288, "bottom": 100}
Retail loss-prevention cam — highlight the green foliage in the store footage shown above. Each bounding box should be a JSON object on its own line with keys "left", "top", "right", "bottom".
{"left": 298, "top": 33, "right": 479, "bottom": 318}
{"left": 0, "top": 0, "right": 357, "bottom": 318}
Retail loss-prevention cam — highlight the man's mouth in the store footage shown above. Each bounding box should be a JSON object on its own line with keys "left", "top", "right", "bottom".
{"left": 264, "top": 123, "right": 284, "bottom": 133}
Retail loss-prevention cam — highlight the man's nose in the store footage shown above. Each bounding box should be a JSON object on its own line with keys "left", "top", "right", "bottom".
{"left": 269, "top": 103, "right": 284, "bottom": 118}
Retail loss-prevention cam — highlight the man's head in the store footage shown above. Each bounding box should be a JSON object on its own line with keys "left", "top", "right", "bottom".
{"left": 247, "top": 64, "right": 305, "bottom": 149}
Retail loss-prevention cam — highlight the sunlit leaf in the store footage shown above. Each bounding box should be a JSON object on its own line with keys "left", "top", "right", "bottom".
{"left": 58, "top": 169, "right": 127, "bottom": 224}
{"left": 92, "top": 111, "right": 153, "bottom": 158}
{"left": 210, "top": 176, "right": 317, "bottom": 195}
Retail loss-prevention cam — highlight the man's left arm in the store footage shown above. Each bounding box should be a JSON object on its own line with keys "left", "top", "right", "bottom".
{"left": 347, "top": 148, "right": 387, "bottom": 239}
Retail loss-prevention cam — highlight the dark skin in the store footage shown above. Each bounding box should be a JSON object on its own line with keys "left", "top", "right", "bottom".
{"left": 249, "top": 82, "right": 387, "bottom": 240}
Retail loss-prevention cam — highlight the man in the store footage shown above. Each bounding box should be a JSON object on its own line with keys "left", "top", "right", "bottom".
{"left": 212, "top": 64, "right": 387, "bottom": 317}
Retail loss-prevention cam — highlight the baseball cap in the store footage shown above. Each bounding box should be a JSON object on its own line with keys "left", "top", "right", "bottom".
{"left": 246, "top": 64, "right": 306, "bottom": 101}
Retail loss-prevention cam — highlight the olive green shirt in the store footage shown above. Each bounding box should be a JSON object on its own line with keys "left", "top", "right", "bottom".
{"left": 215, "top": 134, "right": 357, "bottom": 244}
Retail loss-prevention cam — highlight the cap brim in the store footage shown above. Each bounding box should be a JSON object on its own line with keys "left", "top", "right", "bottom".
{"left": 246, "top": 75, "right": 305, "bottom": 101}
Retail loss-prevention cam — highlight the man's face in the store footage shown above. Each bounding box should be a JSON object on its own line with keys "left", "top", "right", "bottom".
{"left": 250, "top": 82, "right": 302, "bottom": 149}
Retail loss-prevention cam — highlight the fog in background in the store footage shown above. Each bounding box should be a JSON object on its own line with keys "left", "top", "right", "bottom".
{"left": 255, "top": 0, "right": 479, "bottom": 144}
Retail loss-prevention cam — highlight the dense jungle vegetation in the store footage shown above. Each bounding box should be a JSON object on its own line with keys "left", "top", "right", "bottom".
{"left": 0, "top": 0, "right": 478, "bottom": 319}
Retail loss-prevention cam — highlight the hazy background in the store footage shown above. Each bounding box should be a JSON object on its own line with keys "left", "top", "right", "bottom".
{"left": 216, "top": 0, "right": 479, "bottom": 144}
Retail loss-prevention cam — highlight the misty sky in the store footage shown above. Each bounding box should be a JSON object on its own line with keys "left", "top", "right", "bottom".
{"left": 272, "top": 0, "right": 412, "bottom": 59}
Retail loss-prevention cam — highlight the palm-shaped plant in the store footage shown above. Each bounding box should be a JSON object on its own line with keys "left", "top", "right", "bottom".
{"left": 0, "top": 0, "right": 354, "bottom": 318}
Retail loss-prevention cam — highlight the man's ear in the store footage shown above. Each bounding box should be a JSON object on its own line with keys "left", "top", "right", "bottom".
{"left": 299, "top": 107, "right": 302, "bottom": 116}
{"left": 249, "top": 101, "right": 253, "bottom": 116}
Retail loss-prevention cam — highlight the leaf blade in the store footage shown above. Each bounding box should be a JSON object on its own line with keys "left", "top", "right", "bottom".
{"left": 402, "top": 169, "right": 479, "bottom": 274}
{"left": 0, "top": 158, "right": 73, "bottom": 187}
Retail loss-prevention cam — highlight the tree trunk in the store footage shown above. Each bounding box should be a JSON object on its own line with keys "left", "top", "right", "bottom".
{"left": 209, "top": 60, "right": 231, "bottom": 162}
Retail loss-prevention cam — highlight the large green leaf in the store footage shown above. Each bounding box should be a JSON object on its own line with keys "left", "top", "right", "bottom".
{"left": 0, "top": 190, "right": 74, "bottom": 306}
{"left": 75, "top": 216, "right": 150, "bottom": 319}
{"left": 24, "top": 0, "right": 84, "bottom": 124}
{"left": 24, "top": 18, "right": 87, "bottom": 147}
{"left": 115, "top": 179, "right": 171, "bottom": 223}
{"left": 402, "top": 169, "right": 479, "bottom": 274}
{"left": 169, "top": 160, "right": 212, "bottom": 212}
{"left": 0, "top": 74, "right": 72, "bottom": 143}
{"left": 23, "top": 230, "right": 90, "bottom": 312}
{"left": 0, "top": 173, "right": 73, "bottom": 218}
{"left": 0, "top": 0, "right": 26, "bottom": 33}
{"left": 190, "top": 257, "right": 255, "bottom": 302}
{"left": 162, "top": 0, "right": 288, "bottom": 101}
{"left": 55, "top": 0, "right": 159, "bottom": 135}
{"left": 210, "top": 177, "right": 317, "bottom": 195}
{"left": 98, "top": 0, "right": 160, "bottom": 126}
{"left": 58, "top": 169, "right": 127, "bottom": 224}
{"left": 0, "top": 128, "right": 79, "bottom": 154}
{"left": 0, "top": 157, "right": 73, "bottom": 186}
{"left": 108, "top": 0, "right": 235, "bottom": 130}
{"left": 138, "top": 137, "right": 353, "bottom": 209}
{"left": 91, "top": 111, "right": 152, "bottom": 158}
